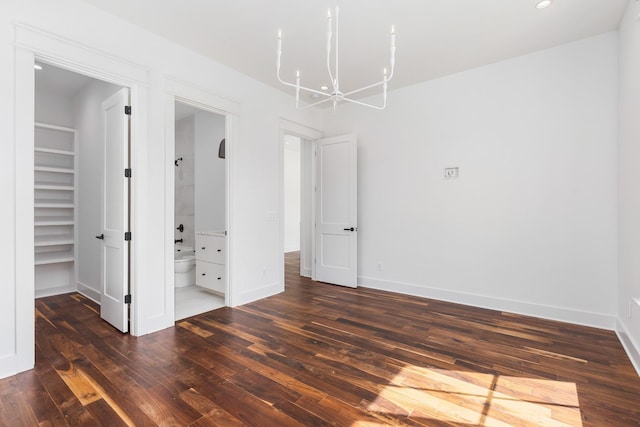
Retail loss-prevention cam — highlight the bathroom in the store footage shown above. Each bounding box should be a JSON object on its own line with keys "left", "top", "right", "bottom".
{"left": 174, "top": 101, "right": 227, "bottom": 320}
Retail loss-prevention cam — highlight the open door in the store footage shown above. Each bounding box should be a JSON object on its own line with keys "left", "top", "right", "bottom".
{"left": 314, "top": 134, "right": 357, "bottom": 287}
{"left": 99, "top": 88, "right": 130, "bottom": 333}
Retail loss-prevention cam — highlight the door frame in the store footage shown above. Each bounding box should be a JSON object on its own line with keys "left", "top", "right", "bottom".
{"left": 163, "top": 77, "right": 239, "bottom": 313}
{"left": 279, "top": 119, "right": 322, "bottom": 286}
{"left": 13, "top": 24, "right": 147, "bottom": 373}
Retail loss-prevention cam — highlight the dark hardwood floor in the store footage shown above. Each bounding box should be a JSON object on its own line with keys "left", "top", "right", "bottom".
{"left": 1, "top": 252, "right": 639, "bottom": 426}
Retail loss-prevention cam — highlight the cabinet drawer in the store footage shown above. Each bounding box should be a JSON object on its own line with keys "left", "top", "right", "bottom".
{"left": 196, "top": 261, "right": 225, "bottom": 293}
{"left": 195, "top": 235, "right": 225, "bottom": 264}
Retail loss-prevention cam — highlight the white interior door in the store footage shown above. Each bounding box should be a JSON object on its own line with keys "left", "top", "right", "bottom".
{"left": 100, "top": 88, "right": 130, "bottom": 333}
{"left": 314, "top": 134, "right": 357, "bottom": 287}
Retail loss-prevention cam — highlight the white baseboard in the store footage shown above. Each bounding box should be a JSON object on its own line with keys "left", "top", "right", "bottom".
{"left": 284, "top": 246, "right": 300, "bottom": 253}
{"left": 77, "top": 281, "right": 101, "bottom": 304}
{"left": 34, "top": 284, "right": 77, "bottom": 299}
{"left": 234, "top": 282, "right": 283, "bottom": 307}
{"left": 301, "top": 268, "right": 311, "bottom": 278}
{"left": 358, "top": 276, "right": 616, "bottom": 330}
{"left": 616, "top": 319, "right": 640, "bottom": 378}
{"left": 0, "top": 354, "right": 33, "bottom": 380}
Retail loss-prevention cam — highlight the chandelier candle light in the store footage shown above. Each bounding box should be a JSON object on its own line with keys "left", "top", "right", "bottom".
{"left": 277, "top": 4, "right": 396, "bottom": 110}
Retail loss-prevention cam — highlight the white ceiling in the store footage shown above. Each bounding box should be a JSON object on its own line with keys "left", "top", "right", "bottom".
{"left": 80, "top": 0, "right": 627, "bottom": 101}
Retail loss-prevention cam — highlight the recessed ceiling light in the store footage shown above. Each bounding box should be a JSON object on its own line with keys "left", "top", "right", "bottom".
{"left": 320, "top": 85, "right": 329, "bottom": 91}
{"left": 536, "top": 0, "right": 552, "bottom": 9}
{"left": 34, "top": 64, "right": 43, "bottom": 70}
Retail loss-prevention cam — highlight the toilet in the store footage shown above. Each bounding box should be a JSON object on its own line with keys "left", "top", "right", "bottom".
{"left": 174, "top": 245, "right": 195, "bottom": 287}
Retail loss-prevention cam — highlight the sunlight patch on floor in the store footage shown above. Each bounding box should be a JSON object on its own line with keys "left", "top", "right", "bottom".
{"left": 364, "top": 366, "right": 582, "bottom": 426}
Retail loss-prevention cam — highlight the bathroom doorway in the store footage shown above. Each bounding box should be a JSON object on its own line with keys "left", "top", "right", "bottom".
{"left": 173, "top": 101, "right": 227, "bottom": 320}
{"left": 33, "top": 62, "right": 131, "bottom": 332}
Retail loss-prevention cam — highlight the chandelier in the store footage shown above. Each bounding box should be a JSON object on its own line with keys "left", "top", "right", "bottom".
{"left": 277, "top": 4, "right": 396, "bottom": 110}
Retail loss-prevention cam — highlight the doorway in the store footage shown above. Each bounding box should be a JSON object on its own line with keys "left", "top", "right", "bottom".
{"left": 280, "top": 127, "right": 358, "bottom": 289}
{"left": 283, "top": 134, "right": 314, "bottom": 279}
{"left": 173, "top": 101, "right": 227, "bottom": 320}
{"left": 34, "top": 62, "right": 131, "bottom": 331}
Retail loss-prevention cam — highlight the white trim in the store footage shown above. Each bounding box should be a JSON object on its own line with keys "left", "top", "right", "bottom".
{"left": 11, "top": 46, "right": 36, "bottom": 377}
{"left": 77, "top": 282, "right": 101, "bottom": 304}
{"left": 14, "top": 23, "right": 148, "bottom": 85}
{"left": 359, "top": 276, "right": 616, "bottom": 330}
{"left": 237, "top": 282, "right": 283, "bottom": 306}
{"left": 616, "top": 319, "right": 640, "bottom": 378}
{"left": 279, "top": 118, "right": 322, "bottom": 140}
{"left": 35, "top": 285, "right": 77, "bottom": 299}
{"left": 164, "top": 76, "right": 239, "bottom": 115}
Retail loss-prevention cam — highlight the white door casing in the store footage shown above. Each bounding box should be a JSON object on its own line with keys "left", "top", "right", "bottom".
{"left": 100, "top": 88, "right": 130, "bottom": 333}
{"left": 314, "top": 134, "right": 357, "bottom": 287}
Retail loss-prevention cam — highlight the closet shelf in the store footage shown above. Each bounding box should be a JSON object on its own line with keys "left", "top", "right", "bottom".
{"left": 35, "top": 219, "right": 74, "bottom": 226}
{"left": 34, "top": 252, "right": 75, "bottom": 265}
{"left": 34, "top": 147, "right": 75, "bottom": 156}
{"left": 35, "top": 185, "right": 75, "bottom": 191}
{"left": 35, "top": 236, "right": 75, "bottom": 247}
{"left": 34, "top": 166, "right": 75, "bottom": 174}
{"left": 34, "top": 202, "right": 75, "bottom": 209}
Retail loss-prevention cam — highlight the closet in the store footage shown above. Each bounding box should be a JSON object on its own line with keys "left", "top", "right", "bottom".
{"left": 34, "top": 62, "right": 124, "bottom": 305}
{"left": 34, "top": 122, "right": 77, "bottom": 297}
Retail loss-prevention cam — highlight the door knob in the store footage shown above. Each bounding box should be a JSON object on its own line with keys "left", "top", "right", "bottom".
{"left": 344, "top": 227, "right": 355, "bottom": 232}
{"left": 96, "top": 234, "right": 104, "bottom": 240}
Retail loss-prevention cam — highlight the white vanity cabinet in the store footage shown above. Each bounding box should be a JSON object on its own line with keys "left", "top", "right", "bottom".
{"left": 195, "top": 232, "right": 225, "bottom": 294}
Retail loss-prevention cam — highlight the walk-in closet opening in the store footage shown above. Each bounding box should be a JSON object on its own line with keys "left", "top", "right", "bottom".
{"left": 34, "top": 62, "right": 132, "bottom": 333}
{"left": 173, "top": 101, "right": 227, "bottom": 320}
{"left": 283, "top": 134, "right": 314, "bottom": 279}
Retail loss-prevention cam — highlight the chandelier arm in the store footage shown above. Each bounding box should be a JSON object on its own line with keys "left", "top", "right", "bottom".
{"left": 297, "top": 96, "right": 336, "bottom": 110}
{"left": 277, "top": 75, "right": 332, "bottom": 97}
{"left": 341, "top": 80, "right": 387, "bottom": 98}
{"left": 343, "top": 96, "right": 386, "bottom": 110}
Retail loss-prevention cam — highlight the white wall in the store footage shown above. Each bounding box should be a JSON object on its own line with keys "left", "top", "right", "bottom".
{"left": 175, "top": 116, "right": 196, "bottom": 248}
{"left": 73, "top": 78, "right": 123, "bottom": 301}
{"left": 617, "top": 0, "right": 640, "bottom": 373}
{"left": 194, "top": 111, "right": 225, "bottom": 233}
{"left": 35, "top": 90, "right": 73, "bottom": 127}
{"left": 284, "top": 135, "right": 301, "bottom": 252}
{"left": 324, "top": 32, "right": 619, "bottom": 328}
{"left": 0, "top": 0, "right": 322, "bottom": 378}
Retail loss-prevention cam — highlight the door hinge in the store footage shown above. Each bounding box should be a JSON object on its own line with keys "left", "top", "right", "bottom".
{"left": 125, "top": 168, "right": 132, "bottom": 178}
{"left": 124, "top": 231, "right": 132, "bottom": 241}
{"left": 124, "top": 106, "right": 132, "bottom": 115}
{"left": 124, "top": 294, "right": 131, "bottom": 304}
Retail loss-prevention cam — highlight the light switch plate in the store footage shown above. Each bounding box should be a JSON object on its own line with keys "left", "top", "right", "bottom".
{"left": 444, "top": 167, "right": 459, "bottom": 179}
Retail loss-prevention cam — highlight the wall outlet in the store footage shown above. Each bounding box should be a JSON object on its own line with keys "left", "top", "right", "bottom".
{"left": 444, "top": 167, "right": 459, "bottom": 179}
{"left": 376, "top": 263, "right": 383, "bottom": 272}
